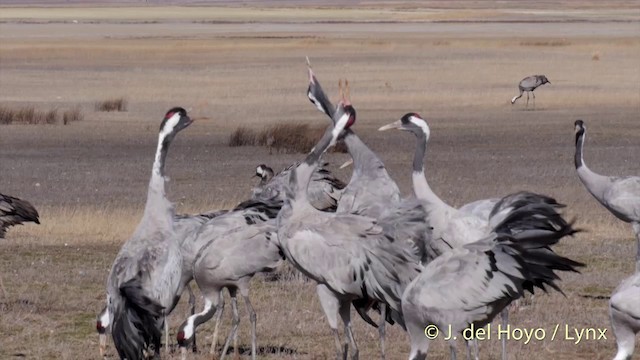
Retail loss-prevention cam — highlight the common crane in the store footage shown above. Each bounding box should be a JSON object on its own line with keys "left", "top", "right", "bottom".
{"left": 574, "top": 120, "right": 640, "bottom": 360}
{"left": 175, "top": 198, "right": 283, "bottom": 360}
{"left": 574, "top": 120, "right": 640, "bottom": 269}
{"left": 510, "top": 75, "right": 550, "bottom": 109}
{"left": 106, "top": 107, "right": 194, "bottom": 360}
{"left": 378, "top": 113, "right": 565, "bottom": 360}
{"left": 278, "top": 89, "right": 428, "bottom": 360}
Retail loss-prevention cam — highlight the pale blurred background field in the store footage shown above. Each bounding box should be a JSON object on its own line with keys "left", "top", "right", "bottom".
{"left": 0, "top": 1, "right": 639, "bottom": 359}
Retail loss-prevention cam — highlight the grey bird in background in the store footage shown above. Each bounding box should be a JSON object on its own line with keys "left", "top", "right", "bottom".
{"left": 0, "top": 193, "right": 40, "bottom": 239}
{"left": 402, "top": 200, "right": 583, "bottom": 360}
{"left": 574, "top": 120, "right": 640, "bottom": 360}
{"left": 253, "top": 164, "right": 274, "bottom": 188}
{"left": 511, "top": 75, "right": 550, "bottom": 109}
{"left": 251, "top": 162, "right": 346, "bottom": 212}
{"left": 107, "top": 107, "right": 194, "bottom": 360}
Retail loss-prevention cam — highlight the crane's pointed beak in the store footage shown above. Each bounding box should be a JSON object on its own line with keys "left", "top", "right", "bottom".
{"left": 339, "top": 158, "right": 354, "bottom": 169}
{"left": 378, "top": 119, "right": 403, "bottom": 131}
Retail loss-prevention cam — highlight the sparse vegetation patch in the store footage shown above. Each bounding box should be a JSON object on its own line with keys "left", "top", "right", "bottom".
{"left": 228, "top": 122, "right": 347, "bottom": 154}
{"left": 0, "top": 105, "right": 84, "bottom": 125}
{"left": 94, "top": 97, "right": 127, "bottom": 112}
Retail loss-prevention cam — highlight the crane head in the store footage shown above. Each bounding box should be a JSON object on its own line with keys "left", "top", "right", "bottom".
{"left": 540, "top": 75, "right": 551, "bottom": 85}
{"left": 378, "top": 113, "right": 430, "bottom": 139}
{"left": 159, "top": 107, "right": 194, "bottom": 138}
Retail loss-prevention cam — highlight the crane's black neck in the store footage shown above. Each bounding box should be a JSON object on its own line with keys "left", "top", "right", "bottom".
{"left": 574, "top": 128, "right": 585, "bottom": 169}
{"left": 413, "top": 130, "right": 427, "bottom": 173}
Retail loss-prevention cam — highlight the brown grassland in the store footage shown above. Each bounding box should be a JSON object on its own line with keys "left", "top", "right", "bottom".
{"left": 0, "top": 1, "right": 639, "bottom": 359}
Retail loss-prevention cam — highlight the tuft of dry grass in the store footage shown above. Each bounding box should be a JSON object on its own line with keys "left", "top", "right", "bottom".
{"left": 62, "top": 106, "right": 84, "bottom": 125}
{"left": 0, "top": 105, "right": 58, "bottom": 125}
{"left": 519, "top": 39, "right": 572, "bottom": 47}
{"left": 228, "top": 122, "right": 347, "bottom": 154}
{"left": 94, "top": 97, "right": 127, "bottom": 112}
{"left": 0, "top": 105, "right": 85, "bottom": 125}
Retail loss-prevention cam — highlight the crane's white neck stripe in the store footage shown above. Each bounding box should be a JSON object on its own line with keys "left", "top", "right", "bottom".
{"left": 331, "top": 113, "right": 349, "bottom": 143}
{"left": 99, "top": 307, "right": 110, "bottom": 327}
{"left": 256, "top": 166, "right": 264, "bottom": 176}
{"left": 409, "top": 116, "right": 430, "bottom": 138}
{"left": 160, "top": 113, "right": 181, "bottom": 139}
{"left": 183, "top": 299, "right": 212, "bottom": 339}
{"left": 308, "top": 92, "right": 325, "bottom": 114}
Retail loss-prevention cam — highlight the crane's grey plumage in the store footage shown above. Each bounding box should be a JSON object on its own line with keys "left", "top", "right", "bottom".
{"left": 574, "top": 120, "right": 640, "bottom": 360}
{"left": 574, "top": 120, "right": 640, "bottom": 268}
{"left": 402, "top": 199, "right": 583, "bottom": 360}
{"left": 107, "top": 107, "right": 193, "bottom": 360}
{"left": 176, "top": 198, "right": 284, "bottom": 360}
{"left": 278, "top": 95, "right": 428, "bottom": 360}
{"left": 0, "top": 193, "right": 40, "bottom": 238}
{"left": 251, "top": 162, "right": 346, "bottom": 212}
{"left": 510, "top": 75, "right": 550, "bottom": 109}
{"left": 610, "top": 271, "right": 640, "bottom": 360}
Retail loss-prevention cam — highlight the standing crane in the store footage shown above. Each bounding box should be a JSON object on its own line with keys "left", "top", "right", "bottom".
{"left": 574, "top": 120, "right": 640, "bottom": 360}
{"left": 510, "top": 75, "right": 550, "bottom": 109}
{"left": 278, "top": 86, "right": 428, "bottom": 360}
{"left": 106, "top": 107, "right": 194, "bottom": 360}
{"left": 378, "top": 113, "right": 565, "bottom": 360}
{"left": 306, "top": 63, "right": 416, "bottom": 358}
{"left": 0, "top": 193, "right": 39, "bottom": 239}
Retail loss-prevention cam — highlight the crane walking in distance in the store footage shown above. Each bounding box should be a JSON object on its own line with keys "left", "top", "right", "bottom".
{"left": 511, "top": 75, "right": 550, "bottom": 109}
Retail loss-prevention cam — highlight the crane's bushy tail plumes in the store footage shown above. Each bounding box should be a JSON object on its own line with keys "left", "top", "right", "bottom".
{"left": 479, "top": 192, "right": 584, "bottom": 296}
{"left": 377, "top": 198, "right": 432, "bottom": 264}
{"left": 112, "top": 277, "right": 165, "bottom": 360}
{"left": 0, "top": 193, "right": 40, "bottom": 238}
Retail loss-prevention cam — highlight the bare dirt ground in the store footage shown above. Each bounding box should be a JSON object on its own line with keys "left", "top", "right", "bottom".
{"left": 0, "top": 2, "right": 639, "bottom": 359}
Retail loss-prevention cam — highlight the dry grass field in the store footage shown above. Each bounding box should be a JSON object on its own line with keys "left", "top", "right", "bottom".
{"left": 0, "top": 1, "right": 639, "bottom": 359}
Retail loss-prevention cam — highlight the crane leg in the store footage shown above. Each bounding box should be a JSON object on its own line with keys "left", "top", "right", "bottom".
{"left": 501, "top": 308, "right": 509, "bottom": 360}
{"left": 378, "top": 305, "right": 386, "bottom": 359}
{"left": 532, "top": 91, "right": 536, "bottom": 109}
{"left": 240, "top": 285, "right": 257, "bottom": 360}
{"left": 525, "top": 92, "right": 530, "bottom": 109}
{"left": 316, "top": 285, "right": 344, "bottom": 360}
{"left": 339, "top": 300, "right": 359, "bottom": 360}
{"left": 164, "top": 316, "right": 169, "bottom": 357}
{"left": 220, "top": 289, "right": 240, "bottom": 360}
{"left": 210, "top": 293, "right": 225, "bottom": 359}
{"left": 448, "top": 337, "right": 457, "bottom": 360}
{"left": 187, "top": 286, "right": 198, "bottom": 353}
{"left": 634, "top": 222, "right": 640, "bottom": 272}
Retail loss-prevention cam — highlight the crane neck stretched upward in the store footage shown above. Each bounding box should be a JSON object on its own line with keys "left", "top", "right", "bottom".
{"left": 574, "top": 125, "right": 610, "bottom": 200}
{"left": 137, "top": 129, "right": 176, "bottom": 235}
{"left": 342, "top": 129, "right": 385, "bottom": 172}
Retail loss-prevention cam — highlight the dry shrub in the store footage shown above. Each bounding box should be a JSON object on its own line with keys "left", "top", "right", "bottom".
{"left": 592, "top": 51, "right": 601, "bottom": 61}
{"left": 519, "top": 40, "right": 571, "bottom": 47}
{"left": 228, "top": 122, "right": 348, "bottom": 154}
{"left": 228, "top": 126, "right": 258, "bottom": 147}
{"left": 94, "top": 97, "right": 127, "bottom": 112}
{"left": 63, "top": 106, "right": 84, "bottom": 124}
{"left": 0, "top": 105, "right": 58, "bottom": 124}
